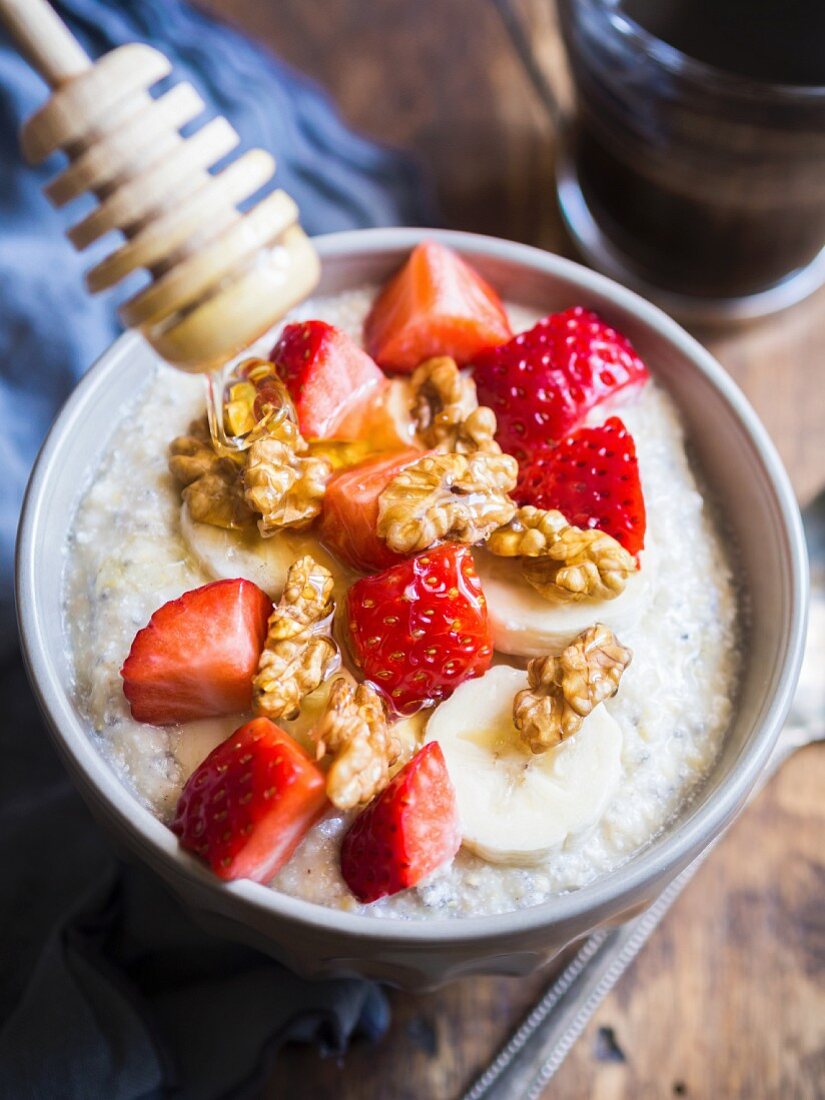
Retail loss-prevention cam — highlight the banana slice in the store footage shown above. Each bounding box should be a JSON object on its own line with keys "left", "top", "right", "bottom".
{"left": 172, "top": 714, "right": 241, "bottom": 782}
{"left": 425, "top": 665, "right": 622, "bottom": 866}
{"left": 473, "top": 549, "right": 651, "bottom": 657}
{"left": 180, "top": 503, "right": 346, "bottom": 599}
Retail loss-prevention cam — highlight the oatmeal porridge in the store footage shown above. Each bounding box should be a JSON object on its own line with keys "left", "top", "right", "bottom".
{"left": 64, "top": 241, "right": 739, "bottom": 918}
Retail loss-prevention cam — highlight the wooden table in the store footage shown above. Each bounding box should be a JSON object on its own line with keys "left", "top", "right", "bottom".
{"left": 201, "top": 2, "right": 825, "bottom": 1095}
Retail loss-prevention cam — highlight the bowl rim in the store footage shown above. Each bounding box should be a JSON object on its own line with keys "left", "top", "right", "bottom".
{"left": 17, "top": 226, "right": 808, "bottom": 945}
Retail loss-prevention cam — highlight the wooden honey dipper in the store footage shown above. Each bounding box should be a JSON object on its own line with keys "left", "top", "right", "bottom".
{"left": 0, "top": 0, "right": 320, "bottom": 374}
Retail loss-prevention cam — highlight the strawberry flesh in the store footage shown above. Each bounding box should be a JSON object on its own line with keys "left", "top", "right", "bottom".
{"left": 341, "top": 742, "right": 461, "bottom": 903}
{"left": 121, "top": 578, "right": 272, "bottom": 725}
{"left": 172, "top": 717, "right": 328, "bottom": 882}
{"left": 364, "top": 240, "right": 512, "bottom": 373}
{"left": 514, "top": 417, "right": 646, "bottom": 556}
{"left": 270, "top": 320, "right": 385, "bottom": 439}
{"left": 347, "top": 543, "right": 493, "bottom": 713}
{"left": 473, "top": 306, "right": 649, "bottom": 460}
{"left": 319, "top": 447, "right": 425, "bottom": 573}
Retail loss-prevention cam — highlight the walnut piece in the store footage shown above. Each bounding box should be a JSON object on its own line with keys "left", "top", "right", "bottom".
{"left": 313, "top": 677, "right": 401, "bottom": 810}
{"left": 253, "top": 556, "right": 340, "bottom": 721}
{"left": 452, "top": 405, "right": 501, "bottom": 455}
{"left": 244, "top": 435, "right": 332, "bottom": 535}
{"left": 411, "top": 357, "right": 472, "bottom": 445}
{"left": 377, "top": 451, "right": 517, "bottom": 554}
{"left": 168, "top": 417, "right": 255, "bottom": 529}
{"left": 514, "top": 623, "right": 633, "bottom": 753}
{"left": 487, "top": 506, "right": 637, "bottom": 602}
{"left": 410, "top": 356, "right": 502, "bottom": 455}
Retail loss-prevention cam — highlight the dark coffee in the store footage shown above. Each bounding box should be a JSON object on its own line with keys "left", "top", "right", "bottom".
{"left": 558, "top": 0, "right": 825, "bottom": 300}
{"left": 625, "top": 0, "right": 825, "bottom": 86}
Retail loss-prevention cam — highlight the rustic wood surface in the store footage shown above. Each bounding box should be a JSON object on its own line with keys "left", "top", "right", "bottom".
{"left": 201, "top": 2, "right": 825, "bottom": 1096}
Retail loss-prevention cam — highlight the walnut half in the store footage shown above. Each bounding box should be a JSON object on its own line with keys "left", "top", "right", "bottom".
{"left": 514, "top": 623, "right": 632, "bottom": 753}
{"left": 377, "top": 451, "right": 517, "bottom": 554}
{"left": 253, "top": 556, "right": 340, "bottom": 721}
{"left": 313, "top": 677, "right": 401, "bottom": 810}
{"left": 168, "top": 417, "right": 255, "bottom": 529}
{"left": 243, "top": 435, "right": 332, "bottom": 535}
{"left": 410, "top": 356, "right": 501, "bottom": 455}
{"left": 487, "top": 506, "right": 637, "bottom": 602}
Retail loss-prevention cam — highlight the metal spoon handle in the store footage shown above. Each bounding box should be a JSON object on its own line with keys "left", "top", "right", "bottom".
{"left": 460, "top": 722, "right": 818, "bottom": 1100}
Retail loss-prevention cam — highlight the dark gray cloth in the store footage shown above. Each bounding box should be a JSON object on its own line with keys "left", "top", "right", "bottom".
{"left": 0, "top": 1, "right": 436, "bottom": 1096}
{"left": 0, "top": 657, "right": 389, "bottom": 1100}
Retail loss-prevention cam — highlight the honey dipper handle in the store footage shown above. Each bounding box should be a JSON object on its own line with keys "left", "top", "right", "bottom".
{"left": 0, "top": 0, "right": 90, "bottom": 86}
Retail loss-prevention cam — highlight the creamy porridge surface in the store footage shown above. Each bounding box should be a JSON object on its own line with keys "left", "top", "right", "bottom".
{"left": 65, "top": 287, "right": 739, "bottom": 919}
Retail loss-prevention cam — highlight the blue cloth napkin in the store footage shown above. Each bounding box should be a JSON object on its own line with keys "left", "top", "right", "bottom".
{"left": 0, "top": 2, "right": 435, "bottom": 1096}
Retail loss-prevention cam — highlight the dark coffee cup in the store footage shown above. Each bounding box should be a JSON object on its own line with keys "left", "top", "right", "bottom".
{"left": 511, "top": 0, "right": 825, "bottom": 320}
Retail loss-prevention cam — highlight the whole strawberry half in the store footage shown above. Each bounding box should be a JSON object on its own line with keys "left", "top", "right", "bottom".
{"left": 270, "top": 320, "right": 385, "bottom": 439}
{"left": 341, "top": 742, "right": 461, "bottom": 903}
{"left": 172, "top": 717, "right": 328, "bottom": 882}
{"left": 514, "top": 417, "right": 646, "bottom": 556}
{"left": 473, "top": 306, "right": 649, "bottom": 460}
{"left": 347, "top": 543, "right": 493, "bottom": 713}
{"left": 121, "top": 578, "right": 272, "bottom": 725}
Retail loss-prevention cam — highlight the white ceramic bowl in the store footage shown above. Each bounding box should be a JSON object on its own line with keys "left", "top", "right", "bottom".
{"left": 17, "top": 229, "right": 808, "bottom": 990}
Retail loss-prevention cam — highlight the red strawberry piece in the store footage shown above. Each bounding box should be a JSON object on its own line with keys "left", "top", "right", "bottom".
{"left": 172, "top": 717, "right": 328, "bottom": 882}
{"left": 473, "top": 306, "right": 649, "bottom": 460}
{"left": 347, "top": 543, "right": 492, "bottom": 713}
{"left": 364, "top": 240, "right": 512, "bottom": 373}
{"left": 514, "top": 417, "right": 646, "bottom": 556}
{"left": 319, "top": 447, "right": 426, "bottom": 573}
{"left": 270, "top": 320, "right": 385, "bottom": 439}
{"left": 121, "top": 579, "right": 272, "bottom": 725}
{"left": 341, "top": 742, "right": 460, "bottom": 903}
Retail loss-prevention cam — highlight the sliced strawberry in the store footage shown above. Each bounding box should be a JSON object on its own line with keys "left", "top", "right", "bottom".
{"left": 473, "top": 306, "right": 649, "bottom": 460}
{"left": 347, "top": 543, "right": 492, "bottom": 713}
{"left": 319, "top": 447, "right": 425, "bottom": 573}
{"left": 269, "top": 320, "right": 386, "bottom": 439}
{"left": 121, "top": 579, "right": 272, "bottom": 725}
{"left": 514, "top": 417, "right": 646, "bottom": 555}
{"left": 341, "top": 742, "right": 460, "bottom": 903}
{"left": 364, "top": 240, "right": 512, "bottom": 373}
{"left": 172, "top": 717, "right": 328, "bottom": 882}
